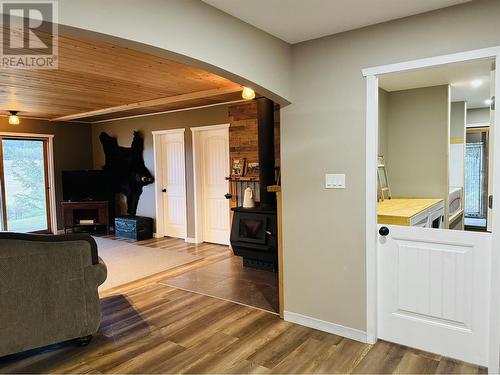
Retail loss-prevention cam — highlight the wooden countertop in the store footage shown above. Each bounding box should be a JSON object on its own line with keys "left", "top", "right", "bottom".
{"left": 378, "top": 198, "right": 443, "bottom": 226}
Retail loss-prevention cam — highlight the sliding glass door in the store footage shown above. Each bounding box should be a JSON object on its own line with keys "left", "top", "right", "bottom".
{"left": 0, "top": 137, "right": 51, "bottom": 233}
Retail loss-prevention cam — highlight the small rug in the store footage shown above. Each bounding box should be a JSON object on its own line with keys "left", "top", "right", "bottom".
{"left": 94, "top": 237, "right": 202, "bottom": 291}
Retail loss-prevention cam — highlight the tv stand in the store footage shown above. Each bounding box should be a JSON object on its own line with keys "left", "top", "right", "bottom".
{"left": 62, "top": 201, "right": 110, "bottom": 234}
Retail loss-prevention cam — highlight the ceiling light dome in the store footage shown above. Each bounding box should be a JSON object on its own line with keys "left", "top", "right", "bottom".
{"left": 8, "top": 111, "right": 19, "bottom": 125}
{"left": 242, "top": 87, "right": 256, "bottom": 100}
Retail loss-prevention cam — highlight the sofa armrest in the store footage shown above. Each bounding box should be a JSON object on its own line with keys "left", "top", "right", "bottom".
{"left": 85, "top": 257, "right": 107, "bottom": 287}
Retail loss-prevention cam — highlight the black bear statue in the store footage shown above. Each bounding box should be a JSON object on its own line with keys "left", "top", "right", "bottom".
{"left": 99, "top": 131, "right": 154, "bottom": 216}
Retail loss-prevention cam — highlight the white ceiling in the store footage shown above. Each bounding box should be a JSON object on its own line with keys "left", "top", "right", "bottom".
{"left": 202, "top": 0, "right": 471, "bottom": 44}
{"left": 378, "top": 59, "right": 493, "bottom": 109}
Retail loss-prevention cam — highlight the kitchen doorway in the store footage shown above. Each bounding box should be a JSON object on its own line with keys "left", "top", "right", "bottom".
{"left": 363, "top": 47, "right": 500, "bottom": 371}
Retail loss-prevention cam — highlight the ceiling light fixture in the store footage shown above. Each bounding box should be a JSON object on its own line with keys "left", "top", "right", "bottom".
{"left": 242, "top": 87, "right": 256, "bottom": 100}
{"left": 8, "top": 111, "right": 19, "bottom": 125}
{"left": 471, "top": 79, "right": 483, "bottom": 88}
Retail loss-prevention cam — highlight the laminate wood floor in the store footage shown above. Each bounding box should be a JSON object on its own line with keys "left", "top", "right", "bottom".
{"left": 0, "top": 237, "right": 487, "bottom": 374}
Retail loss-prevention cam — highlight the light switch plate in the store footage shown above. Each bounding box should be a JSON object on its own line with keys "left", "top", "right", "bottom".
{"left": 325, "top": 174, "right": 346, "bottom": 189}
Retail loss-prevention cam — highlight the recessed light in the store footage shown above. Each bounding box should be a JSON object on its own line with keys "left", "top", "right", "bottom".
{"left": 485, "top": 99, "right": 493, "bottom": 106}
{"left": 471, "top": 79, "right": 483, "bottom": 88}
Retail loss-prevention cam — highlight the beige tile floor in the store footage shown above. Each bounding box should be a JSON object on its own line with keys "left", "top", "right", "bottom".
{"left": 161, "top": 256, "right": 279, "bottom": 313}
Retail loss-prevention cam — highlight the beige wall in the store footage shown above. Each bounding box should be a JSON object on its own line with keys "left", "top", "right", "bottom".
{"left": 378, "top": 88, "right": 389, "bottom": 157}
{"left": 385, "top": 86, "right": 449, "bottom": 200}
{"left": 0, "top": 118, "right": 93, "bottom": 230}
{"left": 449, "top": 101, "right": 466, "bottom": 190}
{"left": 58, "top": 0, "right": 292, "bottom": 105}
{"left": 281, "top": 0, "right": 500, "bottom": 331}
{"left": 467, "top": 107, "right": 490, "bottom": 126}
{"left": 451, "top": 102, "right": 467, "bottom": 139}
{"left": 91, "top": 105, "right": 230, "bottom": 237}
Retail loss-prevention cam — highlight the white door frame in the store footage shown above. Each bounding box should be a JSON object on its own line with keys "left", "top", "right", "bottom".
{"left": 152, "top": 128, "right": 187, "bottom": 239}
{"left": 362, "top": 46, "right": 500, "bottom": 373}
{"left": 191, "top": 124, "right": 230, "bottom": 244}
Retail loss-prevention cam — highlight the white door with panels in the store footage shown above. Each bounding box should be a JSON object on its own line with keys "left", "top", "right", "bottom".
{"left": 199, "top": 128, "right": 230, "bottom": 245}
{"left": 159, "top": 132, "right": 186, "bottom": 238}
{"left": 378, "top": 225, "right": 491, "bottom": 365}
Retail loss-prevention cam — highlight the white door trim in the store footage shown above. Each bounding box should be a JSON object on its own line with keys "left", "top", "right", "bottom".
{"left": 489, "top": 56, "right": 500, "bottom": 374}
{"left": 191, "top": 123, "right": 230, "bottom": 244}
{"left": 0, "top": 132, "right": 57, "bottom": 234}
{"left": 363, "top": 46, "right": 500, "bottom": 373}
{"left": 152, "top": 128, "right": 187, "bottom": 239}
{"left": 362, "top": 46, "right": 500, "bottom": 77}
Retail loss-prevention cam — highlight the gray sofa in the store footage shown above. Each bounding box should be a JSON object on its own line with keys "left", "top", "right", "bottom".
{"left": 0, "top": 233, "right": 107, "bottom": 358}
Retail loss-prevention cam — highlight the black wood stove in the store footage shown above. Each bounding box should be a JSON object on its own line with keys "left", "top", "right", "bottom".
{"left": 230, "top": 97, "right": 278, "bottom": 271}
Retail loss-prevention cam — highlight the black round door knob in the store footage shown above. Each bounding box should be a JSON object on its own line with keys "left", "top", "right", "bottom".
{"left": 162, "top": 189, "right": 167, "bottom": 192}
{"left": 379, "top": 226, "right": 390, "bottom": 236}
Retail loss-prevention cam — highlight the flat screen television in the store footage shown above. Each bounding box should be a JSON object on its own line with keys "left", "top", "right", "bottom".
{"left": 62, "top": 170, "right": 113, "bottom": 202}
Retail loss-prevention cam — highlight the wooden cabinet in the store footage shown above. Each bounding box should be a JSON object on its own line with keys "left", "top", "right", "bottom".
{"left": 62, "top": 201, "right": 110, "bottom": 234}
{"left": 378, "top": 198, "right": 444, "bottom": 228}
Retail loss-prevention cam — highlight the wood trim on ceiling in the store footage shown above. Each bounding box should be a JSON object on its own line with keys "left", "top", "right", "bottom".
{"left": 51, "top": 86, "right": 242, "bottom": 122}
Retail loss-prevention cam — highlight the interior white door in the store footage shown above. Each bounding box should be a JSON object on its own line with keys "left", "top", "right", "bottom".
{"left": 200, "top": 128, "right": 230, "bottom": 244}
{"left": 378, "top": 225, "right": 491, "bottom": 366}
{"left": 487, "top": 68, "right": 495, "bottom": 232}
{"left": 160, "top": 132, "right": 186, "bottom": 238}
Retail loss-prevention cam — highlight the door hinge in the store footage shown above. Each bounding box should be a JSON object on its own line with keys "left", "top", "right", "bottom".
{"left": 489, "top": 195, "right": 493, "bottom": 209}
{"left": 491, "top": 96, "right": 495, "bottom": 111}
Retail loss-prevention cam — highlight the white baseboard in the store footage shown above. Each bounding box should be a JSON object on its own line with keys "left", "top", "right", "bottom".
{"left": 185, "top": 237, "right": 201, "bottom": 243}
{"left": 284, "top": 311, "right": 367, "bottom": 343}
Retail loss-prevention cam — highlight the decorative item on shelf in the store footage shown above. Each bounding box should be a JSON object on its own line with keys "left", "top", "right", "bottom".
{"left": 243, "top": 187, "right": 255, "bottom": 208}
{"left": 78, "top": 219, "right": 95, "bottom": 225}
{"left": 231, "top": 157, "right": 246, "bottom": 177}
{"left": 246, "top": 161, "right": 260, "bottom": 177}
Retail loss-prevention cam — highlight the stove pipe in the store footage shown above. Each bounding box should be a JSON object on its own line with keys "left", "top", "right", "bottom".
{"left": 256, "top": 97, "right": 276, "bottom": 208}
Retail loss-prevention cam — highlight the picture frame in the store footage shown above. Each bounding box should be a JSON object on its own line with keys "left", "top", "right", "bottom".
{"left": 231, "top": 157, "right": 246, "bottom": 177}
{"left": 246, "top": 161, "right": 260, "bottom": 177}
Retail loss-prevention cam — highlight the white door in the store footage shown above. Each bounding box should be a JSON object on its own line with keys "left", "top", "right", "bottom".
{"left": 200, "top": 128, "right": 230, "bottom": 244}
{"left": 160, "top": 132, "right": 186, "bottom": 238}
{"left": 378, "top": 225, "right": 491, "bottom": 366}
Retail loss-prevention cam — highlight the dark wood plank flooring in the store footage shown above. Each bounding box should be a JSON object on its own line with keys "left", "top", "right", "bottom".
{"left": 0, "top": 236, "right": 487, "bottom": 374}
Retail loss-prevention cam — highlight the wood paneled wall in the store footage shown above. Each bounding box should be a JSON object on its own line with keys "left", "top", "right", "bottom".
{"left": 228, "top": 101, "right": 280, "bottom": 169}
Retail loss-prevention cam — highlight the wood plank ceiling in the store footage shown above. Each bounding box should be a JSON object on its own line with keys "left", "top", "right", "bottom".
{"left": 0, "top": 29, "right": 244, "bottom": 122}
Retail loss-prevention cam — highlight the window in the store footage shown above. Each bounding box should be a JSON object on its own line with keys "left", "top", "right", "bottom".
{"left": 0, "top": 137, "right": 52, "bottom": 233}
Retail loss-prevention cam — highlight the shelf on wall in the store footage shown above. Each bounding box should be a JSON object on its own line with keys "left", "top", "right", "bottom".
{"left": 226, "top": 176, "right": 260, "bottom": 182}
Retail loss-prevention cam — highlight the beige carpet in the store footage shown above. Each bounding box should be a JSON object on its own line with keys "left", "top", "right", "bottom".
{"left": 94, "top": 237, "right": 202, "bottom": 291}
